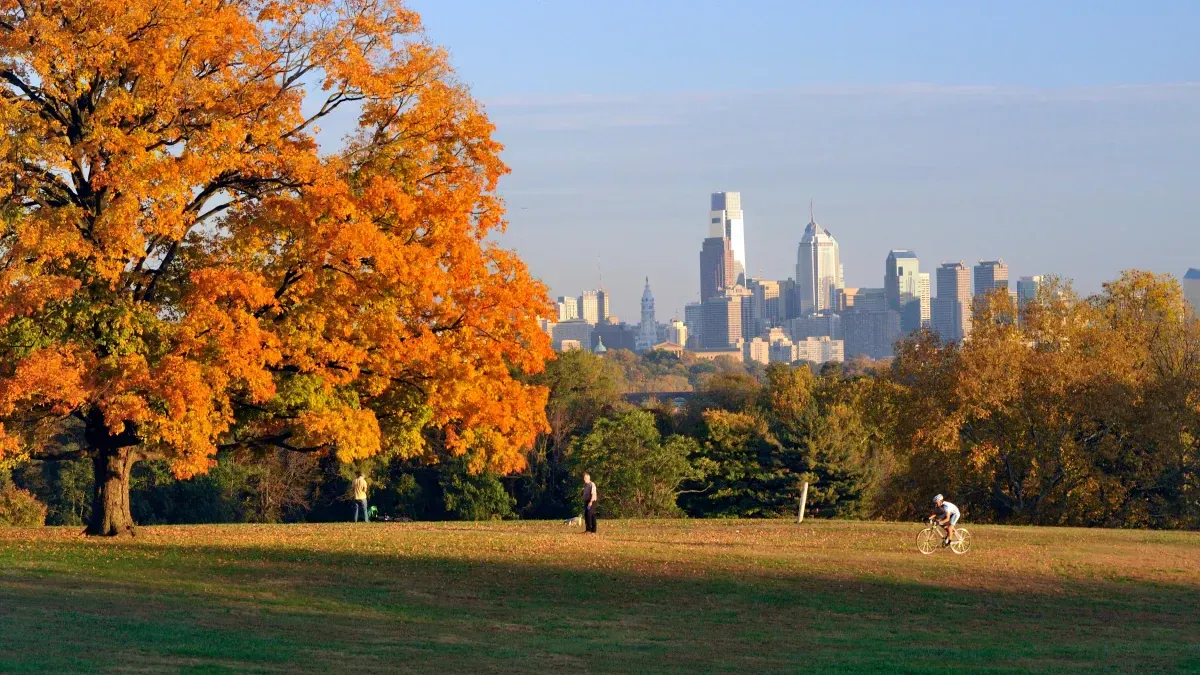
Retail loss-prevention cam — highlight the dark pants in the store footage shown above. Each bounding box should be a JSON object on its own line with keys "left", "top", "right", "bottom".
{"left": 354, "top": 499, "right": 369, "bottom": 522}
{"left": 585, "top": 503, "right": 597, "bottom": 533}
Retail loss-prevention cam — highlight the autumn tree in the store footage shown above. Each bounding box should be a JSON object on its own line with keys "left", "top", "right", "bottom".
{"left": 0, "top": 0, "right": 551, "bottom": 535}
{"left": 883, "top": 272, "right": 1200, "bottom": 527}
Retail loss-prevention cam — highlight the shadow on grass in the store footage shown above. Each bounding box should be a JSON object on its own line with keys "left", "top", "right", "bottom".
{"left": 1, "top": 536, "right": 1198, "bottom": 674}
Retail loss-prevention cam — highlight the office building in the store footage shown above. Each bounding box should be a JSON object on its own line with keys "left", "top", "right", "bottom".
{"left": 787, "top": 312, "right": 843, "bottom": 340}
{"left": 593, "top": 321, "right": 636, "bottom": 352}
{"left": 555, "top": 296, "right": 578, "bottom": 322}
{"left": 666, "top": 318, "right": 688, "bottom": 347}
{"left": 918, "top": 272, "right": 932, "bottom": 328}
{"left": 844, "top": 310, "right": 902, "bottom": 360}
{"left": 747, "top": 278, "right": 782, "bottom": 337}
{"left": 795, "top": 206, "right": 843, "bottom": 316}
{"left": 744, "top": 337, "right": 770, "bottom": 365}
{"left": 833, "top": 287, "right": 888, "bottom": 313}
{"left": 552, "top": 320, "right": 593, "bottom": 352}
{"left": 795, "top": 336, "right": 845, "bottom": 365}
{"left": 974, "top": 260, "right": 1010, "bottom": 298}
{"left": 1016, "top": 276, "right": 1043, "bottom": 308}
{"left": 700, "top": 294, "right": 744, "bottom": 349}
{"left": 684, "top": 302, "right": 703, "bottom": 348}
{"left": 700, "top": 237, "right": 735, "bottom": 302}
{"left": 933, "top": 262, "right": 972, "bottom": 342}
{"left": 1185, "top": 270, "right": 1200, "bottom": 315}
{"left": 778, "top": 278, "right": 800, "bottom": 321}
{"left": 636, "top": 278, "right": 658, "bottom": 352}
{"left": 886, "top": 250, "right": 923, "bottom": 333}
{"left": 578, "top": 289, "right": 609, "bottom": 325}
{"left": 709, "top": 192, "right": 747, "bottom": 285}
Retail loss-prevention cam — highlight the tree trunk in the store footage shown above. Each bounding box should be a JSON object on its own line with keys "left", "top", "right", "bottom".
{"left": 85, "top": 448, "right": 136, "bottom": 536}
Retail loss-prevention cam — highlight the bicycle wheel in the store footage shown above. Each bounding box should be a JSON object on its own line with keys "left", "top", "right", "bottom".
{"left": 916, "top": 527, "right": 939, "bottom": 555}
{"left": 950, "top": 528, "right": 972, "bottom": 555}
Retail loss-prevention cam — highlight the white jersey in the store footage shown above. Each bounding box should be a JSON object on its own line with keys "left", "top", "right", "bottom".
{"left": 938, "top": 501, "right": 960, "bottom": 518}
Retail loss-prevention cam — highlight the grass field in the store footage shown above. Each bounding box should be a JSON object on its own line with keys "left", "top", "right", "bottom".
{"left": 1, "top": 520, "right": 1198, "bottom": 673}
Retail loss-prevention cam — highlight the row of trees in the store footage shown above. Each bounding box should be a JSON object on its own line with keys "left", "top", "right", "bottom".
{"left": 4, "top": 270, "right": 1197, "bottom": 529}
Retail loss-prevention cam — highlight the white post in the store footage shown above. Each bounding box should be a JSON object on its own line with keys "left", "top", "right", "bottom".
{"left": 797, "top": 481, "right": 809, "bottom": 523}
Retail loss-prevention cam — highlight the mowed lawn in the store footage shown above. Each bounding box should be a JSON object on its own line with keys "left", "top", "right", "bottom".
{"left": 1, "top": 520, "right": 1198, "bottom": 673}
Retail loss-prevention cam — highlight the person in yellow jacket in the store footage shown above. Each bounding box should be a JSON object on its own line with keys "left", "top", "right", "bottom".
{"left": 352, "top": 472, "right": 370, "bottom": 522}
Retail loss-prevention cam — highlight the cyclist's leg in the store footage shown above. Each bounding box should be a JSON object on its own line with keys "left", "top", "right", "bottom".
{"left": 948, "top": 512, "right": 960, "bottom": 541}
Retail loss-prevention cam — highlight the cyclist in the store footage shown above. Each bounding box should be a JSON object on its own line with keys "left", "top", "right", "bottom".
{"left": 929, "top": 494, "right": 961, "bottom": 547}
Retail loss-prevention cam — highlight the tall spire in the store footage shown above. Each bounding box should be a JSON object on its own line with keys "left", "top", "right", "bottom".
{"left": 810, "top": 199, "right": 815, "bottom": 224}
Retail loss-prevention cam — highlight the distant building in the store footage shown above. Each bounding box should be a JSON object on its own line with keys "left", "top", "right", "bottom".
{"left": 777, "top": 278, "right": 800, "bottom": 321}
{"left": 886, "top": 250, "right": 923, "bottom": 333}
{"left": 709, "top": 192, "right": 747, "bottom": 285}
{"left": 684, "top": 302, "right": 704, "bottom": 348}
{"left": 1185, "top": 269, "right": 1200, "bottom": 315}
{"left": 833, "top": 287, "right": 888, "bottom": 313}
{"left": 974, "top": 260, "right": 1010, "bottom": 298}
{"left": 650, "top": 341, "right": 685, "bottom": 356}
{"left": 744, "top": 337, "right": 770, "bottom": 365}
{"left": 747, "top": 278, "right": 782, "bottom": 336}
{"left": 787, "top": 312, "right": 842, "bottom": 340}
{"left": 636, "top": 278, "right": 658, "bottom": 352}
{"left": 918, "top": 272, "right": 932, "bottom": 328}
{"left": 844, "top": 310, "right": 902, "bottom": 360}
{"left": 700, "top": 293, "right": 744, "bottom": 349}
{"left": 1016, "top": 275, "right": 1043, "bottom": 308}
{"left": 795, "top": 336, "right": 845, "bottom": 364}
{"left": 666, "top": 318, "right": 688, "bottom": 347}
{"left": 795, "top": 205, "right": 843, "bottom": 316}
{"left": 700, "top": 237, "right": 736, "bottom": 302}
{"left": 552, "top": 320, "right": 593, "bottom": 352}
{"left": 538, "top": 317, "right": 556, "bottom": 340}
{"left": 933, "top": 262, "right": 972, "bottom": 342}
{"left": 593, "top": 321, "right": 636, "bottom": 352}
{"left": 688, "top": 347, "right": 744, "bottom": 362}
{"left": 559, "top": 339, "right": 583, "bottom": 351}
{"left": 578, "top": 289, "right": 609, "bottom": 325}
{"left": 555, "top": 296, "right": 579, "bottom": 321}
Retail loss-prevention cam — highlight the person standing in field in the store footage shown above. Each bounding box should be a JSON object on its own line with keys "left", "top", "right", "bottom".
{"left": 352, "top": 472, "right": 370, "bottom": 523}
{"left": 582, "top": 472, "right": 598, "bottom": 534}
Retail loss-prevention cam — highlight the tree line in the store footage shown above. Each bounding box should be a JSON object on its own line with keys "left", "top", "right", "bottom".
{"left": 6, "top": 269, "right": 1194, "bottom": 529}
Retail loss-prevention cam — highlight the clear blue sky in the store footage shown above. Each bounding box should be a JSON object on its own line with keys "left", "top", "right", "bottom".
{"left": 401, "top": 0, "right": 1200, "bottom": 320}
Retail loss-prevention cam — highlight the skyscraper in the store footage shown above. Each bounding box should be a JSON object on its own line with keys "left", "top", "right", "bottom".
{"left": 699, "top": 236, "right": 735, "bottom": 303}
{"left": 1184, "top": 269, "right": 1200, "bottom": 316}
{"left": 974, "top": 260, "right": 1010, "bottom": 298}
{"left": 700, "top": 294, "right": 744, "bottom": 349}
{"left": 578, "top": 289, "right": 609, "bottom": 325}
{"left": 1016, "top": 275, "right": 1043, "bottom": 308}
{"left": 684, "top": 302, "right": 703, "bottom": 348}
{"left": 710, "top": 192, "right": 746, "bottom": 285}
{"left": 933, "top": 262, "right": 972, "bottom": 342}
{"left": 843, "top": 310, "right": 902, "bottom": 360}
{"left": 747, "top": 278, "right": 781, "bottom": 337}
{"left": 795, "top": 205, "right": 843, "bottom": 316}
{"left": 555, "top": 296, "right": 578, "bottom": 321}
{"left": 886, "top": 250, "right": 923, "bottom": 333}
{"left": 636, "top": 278, "right": 658, "bottom": 352}
{"left": 918, "top": 273, "right": 932, "bottom": 328}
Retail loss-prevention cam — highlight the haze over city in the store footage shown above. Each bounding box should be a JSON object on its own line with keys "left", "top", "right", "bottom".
{"left": 407, "top": 0, "right": 1200, "bottom": 319}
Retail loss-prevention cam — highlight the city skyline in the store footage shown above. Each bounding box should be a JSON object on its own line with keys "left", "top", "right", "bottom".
{"left": 391, "top": 2, "right": 1200, "bottom": 324}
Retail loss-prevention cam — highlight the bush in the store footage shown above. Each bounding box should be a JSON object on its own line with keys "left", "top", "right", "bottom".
{"left": 440, "top": 458, "right": 515, "bottom": 521}
{"left": 0, "top": 488, "right": 47, "bottom": 527}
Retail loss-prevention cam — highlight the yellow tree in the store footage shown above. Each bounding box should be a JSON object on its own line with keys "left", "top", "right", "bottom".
{"left": 0, "top": 0, "right": 551, "bottom": 535}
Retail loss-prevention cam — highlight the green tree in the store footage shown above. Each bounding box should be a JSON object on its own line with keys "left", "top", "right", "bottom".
{"left": 570, "top": 410, "right": 698, "bottom": 517}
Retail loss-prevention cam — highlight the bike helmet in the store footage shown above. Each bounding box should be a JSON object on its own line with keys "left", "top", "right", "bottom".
{"left": 933, "top": 494, "right": 943, "bottom": 503}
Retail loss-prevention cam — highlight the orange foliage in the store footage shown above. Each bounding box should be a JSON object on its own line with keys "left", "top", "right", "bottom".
{"left": 0, "top": 1, "right": 551, "bottom": 484}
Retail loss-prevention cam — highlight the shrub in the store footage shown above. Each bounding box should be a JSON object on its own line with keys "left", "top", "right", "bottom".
{"left": 0, "top": 488, "right": 47, "bottom": 527}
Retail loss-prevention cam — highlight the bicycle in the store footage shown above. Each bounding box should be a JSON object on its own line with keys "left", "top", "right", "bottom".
{"left": 917, "top": 518, "right": 972, "bottom": 555}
